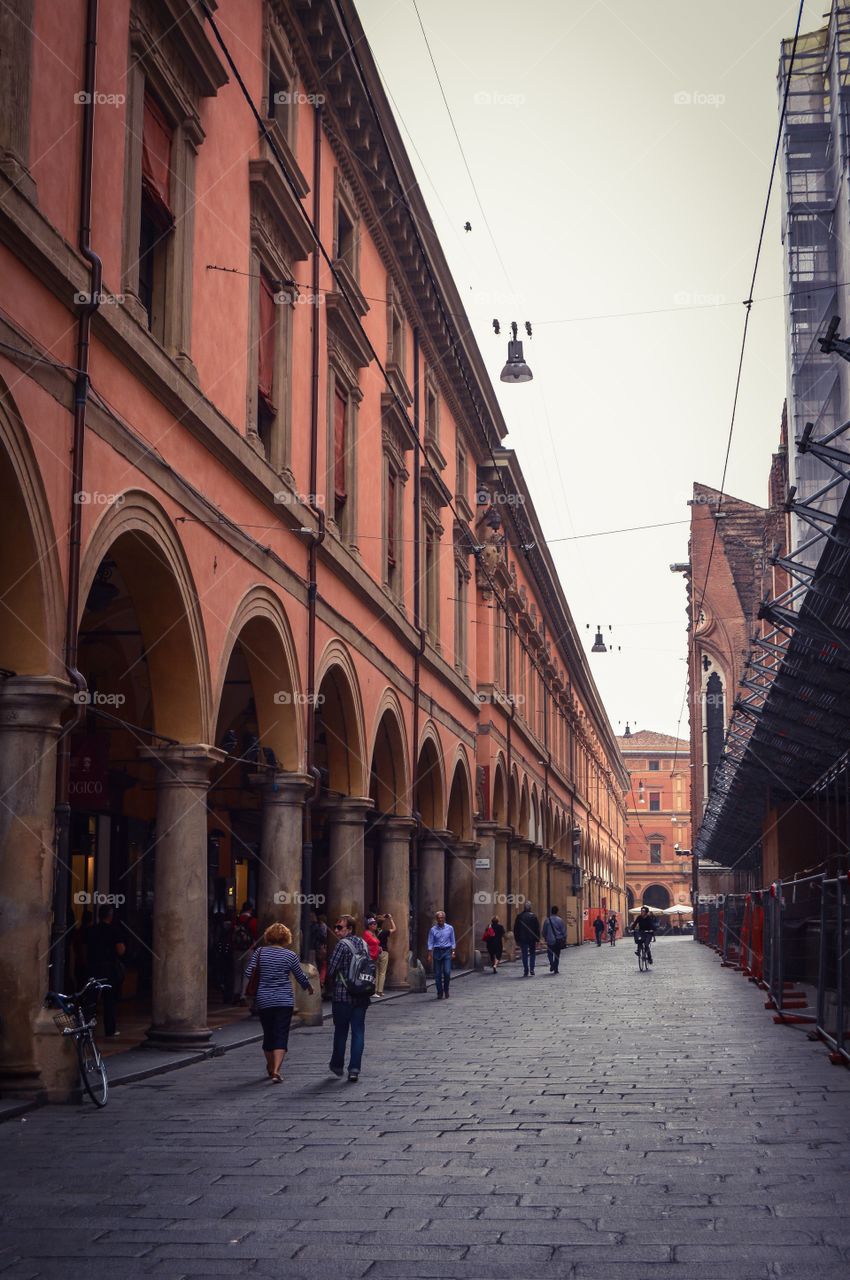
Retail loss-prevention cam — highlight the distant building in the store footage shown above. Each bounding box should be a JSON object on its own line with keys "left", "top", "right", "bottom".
{"left": 683, "top": 438, "right": 788, "bottom": 826}
{"left": 615, "top": 728, "right": 692, "bottom": 928}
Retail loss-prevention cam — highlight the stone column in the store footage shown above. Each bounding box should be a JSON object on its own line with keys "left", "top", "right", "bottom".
{"left": 417, "top": 829, "right": 451, "bottom": 959}
{"left": 249, "top": 771, "right": 312, "bottom": 950}
{"left": 142, "top": 744, "right": 224, "bottom": 1051}
{"left": 447, "top": 839, "right": 479, "bottom": 968}
{"left": 379, "top": 816, "right": 415, "bottom": 988}
{"left": 0, "top": 676, "right": 72, "bottom": 1098}
{"left": 527, "top": 843, "right": 545, "bottom": 916}
{"left": 324, "top": 797, "right": 373, "bottom": 925}
{"left": 511, "top": 838, "right": 532, "bottom": 912}
{"left": 473, "top": 823, "right": 498, "bottom": 960}
{"left": 493, "top": 826, "right": 510, "bottom": 905}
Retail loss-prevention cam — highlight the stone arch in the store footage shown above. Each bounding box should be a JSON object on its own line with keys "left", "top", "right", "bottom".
{"left": 213, "top": 586, "right": 304, "bottom": 771}
{"left": 415, "top": 722, "right": 446, "bottom": 830}
{"left": 643, "top": 883, "right": 671, "bottom": 912}
{"left": 509, "top": 766, "right": 521, "bottom": 829}
{"left": 0, "top": 378, "right": 64, "bottom": 675}
{"left": 518, "top": 777, "right": 530, "bottom": 838}
{"left": 369, "top": 690, "right": 411, "bottom": 815}
{"left": 79, "top": 491, "right": 210, "bottom": 742}
{"left": 446, "top": 749, "right": 474, "bottom": 841}
{"left": 492, "top": 755, "right": 508, "bottom": 826}
{"left": 314, "top": 640, "right": 367, "bottom": 796}
{"left": 530, "top": 787, "right": 541, "bottom": 844}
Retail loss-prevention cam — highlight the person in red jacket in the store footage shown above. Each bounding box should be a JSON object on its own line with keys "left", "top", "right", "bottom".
{"left": 362, "top": 917, "right": 382, "bottom": 964}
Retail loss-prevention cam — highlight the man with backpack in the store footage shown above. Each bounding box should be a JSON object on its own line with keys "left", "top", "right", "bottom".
{"left": 325, "top": 915, "right": 375, "bottom": 1082}
{"left": 542, "top": 906, "right": 567, "bottom": 974}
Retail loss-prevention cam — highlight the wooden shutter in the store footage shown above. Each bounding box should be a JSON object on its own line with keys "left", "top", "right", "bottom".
{"left": 334, "top": 389, "right": 347, "bottom": 506}
{"left": 257, "top": 274, "right": 277, "bottom": 405}
{"left": 141, "top": 95, "right": 173, "bottom": 227}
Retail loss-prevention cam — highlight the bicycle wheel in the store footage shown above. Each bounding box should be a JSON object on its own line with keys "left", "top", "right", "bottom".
{"left": 638, "top": 944, "right": 648, "bottom": 972}
{"left": 77, "top": 1033, "right": 108, "bottom": 1107}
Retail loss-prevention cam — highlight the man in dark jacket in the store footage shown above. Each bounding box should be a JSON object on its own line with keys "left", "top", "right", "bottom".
{"left": 513, "top": 903, "right": 541, "bottom": 977}
{"left": 86, "top": 905, "right": 126, "bottom": 1037}
{"left": 593, "top": 914, "right": 605, "bottom": 946}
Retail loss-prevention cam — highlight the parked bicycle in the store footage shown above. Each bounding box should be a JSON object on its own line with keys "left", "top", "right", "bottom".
{"left": 46, "top": 978, "right": 111, "bottom": 1107}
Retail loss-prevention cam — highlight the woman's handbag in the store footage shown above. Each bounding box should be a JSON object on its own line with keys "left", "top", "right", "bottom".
{"left": 245, "top": 948, "right": 262, "bottom": 1001}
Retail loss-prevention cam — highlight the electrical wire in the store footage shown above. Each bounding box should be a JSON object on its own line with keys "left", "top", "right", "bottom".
{"left": 408, "top": 0, "right": 516, "bottom": 299}
{"left": 673, "top": 0, "right": 807, "bottom": 780}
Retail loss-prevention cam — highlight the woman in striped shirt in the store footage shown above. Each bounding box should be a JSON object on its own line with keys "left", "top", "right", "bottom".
{"left": 245, "top": 923, "right": 313, "bottom": 1082}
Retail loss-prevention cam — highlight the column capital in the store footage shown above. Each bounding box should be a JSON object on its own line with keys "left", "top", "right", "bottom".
{"left": 0, "top": 675, "right": 74, "bottom": 732}
{"left": 321, "top": 795, "right": 374, "bottom": 824}
{"left": 248, "top": 770, "right": 314, "bottom": 804}
{"left": 419, "top": 827, "right": 453, "bottom": 852}
{"left": 511, "top": 836, "right": 534, "bottom": 854}
{"left": 474, "top": 821, "right": 500, "bottom": 837}
{"left": 377, "top": 814, "right": 417, "bottom": 836}
{"left": 140, "top": 743, "right": 224, "bottom": 787}
{"left": 450, "top": 839, "right": 481, "bottom": 859}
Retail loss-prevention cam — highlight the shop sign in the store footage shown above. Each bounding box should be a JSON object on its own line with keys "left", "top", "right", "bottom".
{"left": 69, "top": 735, "right": 109, "bottom": 809}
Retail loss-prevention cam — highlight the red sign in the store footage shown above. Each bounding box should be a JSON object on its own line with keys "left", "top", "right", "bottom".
{"left": 69, "top": 735, "right": 109, "bottom": 810}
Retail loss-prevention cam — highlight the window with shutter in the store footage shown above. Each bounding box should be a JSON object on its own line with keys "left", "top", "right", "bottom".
{"left": 334, "top": 389, "right": 347, "bottom": 520}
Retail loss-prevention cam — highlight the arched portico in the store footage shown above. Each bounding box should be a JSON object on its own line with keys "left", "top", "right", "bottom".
{"left": 367, "top": 694, "right": 413, "bottom": 987}
{"left": 0, "top": 391, "right": 69, "bottom": 1096}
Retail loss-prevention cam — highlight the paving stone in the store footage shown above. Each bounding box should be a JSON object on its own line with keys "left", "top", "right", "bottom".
{"left": 3, "top": 940, "right": 850, "bottom": 1277}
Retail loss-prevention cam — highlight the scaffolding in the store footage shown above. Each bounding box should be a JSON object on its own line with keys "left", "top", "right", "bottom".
{"left": 780, "top": 8, "right": 850, "bottom": 552}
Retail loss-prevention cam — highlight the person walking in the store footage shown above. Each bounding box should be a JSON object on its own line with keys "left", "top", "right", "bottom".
{"left": 233, "top": 901, "right": 258, "bottom": 1004}
{"left": 427, "top": 910, "right": 456, "bottom": 1000}
{"left": 86, "top": 905, "right": 126, "bottom": 1038}
{"left": 309, "top": 909, "right": 329, "bottom": 986}
{"left": 374, "top": 912, "right": 395, "bottom": 997}
{"left": 513, "top": 902, "right": 542, "bottom": 977}
{"left": 607, "top": 912, "right": 618, "bottom": 946}
{"left": 244, "top": 923, "right": 312, "bottom": 1082}
{"left": 482, "top": 916, "right": 505, "bottom": 972}
{"left": 593, "top": 913, "right": 605, "bottom": 946}
{"left": 326, "top": 915, "right": 372, "bottom": 1081}
{"left": 542, "top": 906, "right": 568, "bottom": 973}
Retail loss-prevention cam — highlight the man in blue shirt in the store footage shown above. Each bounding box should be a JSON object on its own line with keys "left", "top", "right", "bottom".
{"left": 427, "top": 911, "right": 456, "bottom": 1000}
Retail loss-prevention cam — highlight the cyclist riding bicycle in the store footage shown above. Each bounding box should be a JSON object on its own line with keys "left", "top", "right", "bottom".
{"left": 633, "top": 906, "right": 657, "bottom": 965}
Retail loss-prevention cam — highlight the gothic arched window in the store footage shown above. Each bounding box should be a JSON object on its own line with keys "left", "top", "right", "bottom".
{"left": 705, "top": 670, "right": 724, "bottom": 787}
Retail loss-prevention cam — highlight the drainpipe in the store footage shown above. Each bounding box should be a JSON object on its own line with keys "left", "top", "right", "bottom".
{"left": 50, "top": 0, "right": 102, "bottom": 991}
{"left": 504, "top": 603, "right": 515, "bottom": 927}
{"left": 301, "top": 104, "right": 324, "bottom": 961}
{"left": 410, "top": 326, "right": 424, "bottom": 959}
{"left": 541, "top": 621, "right": 551, "bottom": 908}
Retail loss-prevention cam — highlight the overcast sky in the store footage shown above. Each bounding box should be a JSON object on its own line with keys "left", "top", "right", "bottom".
{"left": 359, "top": 0, "right": 821, "bottom": 738}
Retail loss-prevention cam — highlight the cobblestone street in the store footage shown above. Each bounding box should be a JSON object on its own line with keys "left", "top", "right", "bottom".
{"left": 3, "top": 938, "right": 850, "bottom": 1280}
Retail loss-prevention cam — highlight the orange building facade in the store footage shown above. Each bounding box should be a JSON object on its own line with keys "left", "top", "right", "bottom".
{"left": 616, "top": 729, "right": 692, "bottom": 927}
{"left": 0, "top": 0, "right": 627, "bottom": 1099}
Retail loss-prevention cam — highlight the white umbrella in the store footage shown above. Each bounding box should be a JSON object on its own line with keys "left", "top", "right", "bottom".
{"left": 628, "top": 906, "right": 643, "bottom": 915}
{"left": 663, "top": 904, "right": 693, "bottom": 915}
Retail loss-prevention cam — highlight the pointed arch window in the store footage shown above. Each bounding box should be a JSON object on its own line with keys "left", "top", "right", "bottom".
{"left": 705, "top": 670, "right": 725, "bottom": 788}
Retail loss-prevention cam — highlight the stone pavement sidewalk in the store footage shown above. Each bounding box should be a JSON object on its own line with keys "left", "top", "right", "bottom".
{"left": 1, "top": 937, "right": 849, "bottom": 1280}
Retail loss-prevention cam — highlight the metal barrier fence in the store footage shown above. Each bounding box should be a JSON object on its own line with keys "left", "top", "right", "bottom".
{"left": 696, "top": 873, "right": 850, "bottom": 1064}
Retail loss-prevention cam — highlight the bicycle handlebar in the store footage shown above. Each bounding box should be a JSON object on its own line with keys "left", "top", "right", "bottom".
{"left": 46, "top": 978, "right": 112, "bottom": 1008}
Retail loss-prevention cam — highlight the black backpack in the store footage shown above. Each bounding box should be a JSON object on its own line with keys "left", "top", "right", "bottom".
{"left": 341, "top": 938, "right": 376, "bottom": 1000}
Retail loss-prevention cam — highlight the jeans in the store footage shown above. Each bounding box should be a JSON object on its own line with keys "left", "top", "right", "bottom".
{"left": 432, "top": 947, "right": 452, "bottom": 994}
{"left": 519, "top": 940, "right": 536, "bottom": 974}
{"left": 330, "top": 1001, "right": 367, "bottom": 1073}
{"left": 547, "top": 945, "right": 561, "bottom": 972}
